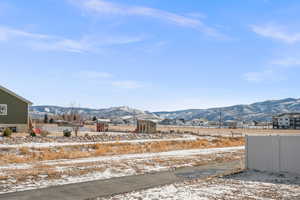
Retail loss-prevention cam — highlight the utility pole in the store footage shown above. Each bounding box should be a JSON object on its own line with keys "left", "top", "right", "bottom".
{"left": 219, "top": 109, "right": 222, "bottom": 128}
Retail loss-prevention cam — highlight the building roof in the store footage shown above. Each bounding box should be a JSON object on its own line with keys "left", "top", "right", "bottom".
{"left": 0, "top": 85, "right": 33, "bottom": 105}
{"left": 97, "top": 118, "right": 111, "bottom": 123}
{"left": 274, "top": 113, "right": 300, "bottom": 118}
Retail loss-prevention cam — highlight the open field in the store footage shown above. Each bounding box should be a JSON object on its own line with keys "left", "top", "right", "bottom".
{"left": 0, "top": 132, "right": 244, "bottom": 194}
{"left": 0, "top": 135, "right": 243, "bottom": 164}
{"left": 9, "top": 124, "right": 300, "bottom": 138}
{"left": 0, "top": 132, "right": 198, "bottom": 146}
{"left": 100, "top": 170, "right": 300, "bottom": 200}
{"left": 109, "top": 125, "right": 300, "bottom": 136}
{"left": 0, "top": 146, "right": 244, "bottom": 194}
{"left": 3, "top": 127, "right": 299, "bottom": 198}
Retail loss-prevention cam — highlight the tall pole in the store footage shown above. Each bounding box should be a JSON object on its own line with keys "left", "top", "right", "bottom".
{"left": 219, "top": 109, "right": 222, "bottom": 128}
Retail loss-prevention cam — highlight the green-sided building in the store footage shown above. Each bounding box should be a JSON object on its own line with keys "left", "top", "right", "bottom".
{"left": 0, "top": 85, "right": 32, "bottom": 132}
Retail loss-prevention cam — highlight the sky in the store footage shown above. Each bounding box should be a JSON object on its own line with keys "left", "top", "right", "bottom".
{"left": 1, "top": 0, "right": 300, "bottom": 111}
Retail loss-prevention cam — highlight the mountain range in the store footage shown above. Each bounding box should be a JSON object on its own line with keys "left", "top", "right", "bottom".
{"left": 30, "top": 98, "right": 300, "bottom": 122}
{"left": 30, "top": 106, "right": 160, "bottom": 121}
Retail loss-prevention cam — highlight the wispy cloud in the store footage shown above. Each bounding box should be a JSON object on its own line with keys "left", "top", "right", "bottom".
{"left": 271, "top": 57, "right": 300, "bottom": 67}
{"left": 0, "top": 25, "right": 144, "bottom": 53}
{"left": 243, "top": 70, "right": 281, "bottom": 83}
{"left": 112, "top": 80, "right": 143, "bottom": 89}
{"left": 0, "top": 26, "right": 93, "bottom": 53}
{"left": 242, "top": 56, "right": 300, "bottom": 83}
{"left": 77, "top": 70, "right": 113, "bottom": 79}
{"left": 251, "top": 24, "right": 300, "bottom": 44}
{"left": 70, "top": 0, "right": 222, "bottom": 37}
{"left": 0, "top": 26, "right": 49, "bottom": 41}
{"left": 247, "top": 23, "right": 300, "bottom": 82}
{"left": 30, "top": 38, "right": 92, "bottom": 53}
{"left": 75, "top": 70, "right": 143, "bottom": 89}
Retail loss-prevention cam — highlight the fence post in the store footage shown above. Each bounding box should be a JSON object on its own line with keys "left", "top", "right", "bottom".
{"left": 245, "top": 135, "right": 248, "bottom": 170}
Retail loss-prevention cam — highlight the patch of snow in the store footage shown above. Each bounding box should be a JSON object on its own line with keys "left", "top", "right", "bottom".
{"left": 0, "top": 146, "right": 244, "bottom": 170}
{"left": 0, "top": 163, "right": 31, "bottom": 170}
{"left": 100, "top": 170, "right": 300, "bottom": 200}
{"left": 0, "top": 137, "right": 199, "bottom": 149}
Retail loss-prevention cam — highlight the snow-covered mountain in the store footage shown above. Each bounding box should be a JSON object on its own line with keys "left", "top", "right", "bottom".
{"left": 30, "top": 98, "right": 300, "bottom": 122}
{"left": 30, "top": 106, "right": 160, "bottom": 120}
{"left": 154, "top": 98, "right": 300, "bottom": 122}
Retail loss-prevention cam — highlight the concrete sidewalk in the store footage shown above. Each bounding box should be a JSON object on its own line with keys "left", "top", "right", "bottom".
{"left": 0, "top": 160, "right": 243, "bottom": 200}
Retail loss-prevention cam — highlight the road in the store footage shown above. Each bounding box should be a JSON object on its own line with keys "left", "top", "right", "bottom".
{"left": 0, "top": 160, "right": 243, "bottom": 200}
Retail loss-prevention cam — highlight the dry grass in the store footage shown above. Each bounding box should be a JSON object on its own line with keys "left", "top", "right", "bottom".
{"left": 0, "top": 175, "right": 8, "bottom": 181}
{"left": 5, "top": 165, "right": 108, "bottom": 184}
{"left": 35, "top": 148, "right": 90, "bottom": 161}
{"left": 0, "top": 154, "right": 29, "bottom": 165}
{"left": 109, "top": 125, "right": 300, "bottom": 135}
{"left": 10, "top": 168, "right": 62, "bottom": 182}
{"left": 19, "top": 147, "right": 30, "bottom": 155}
{"left": 0, "top": 149, "right": 244, "bottom": 191}
{"left": 0, "top": 137, "right": 244, "bottom": 165}
{"left": 92, "top": 137, "right": 242, "bottom": 156}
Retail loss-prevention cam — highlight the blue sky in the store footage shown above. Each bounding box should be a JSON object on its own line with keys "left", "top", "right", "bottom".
{"left": 1, "top": 0, "right": 300, "bottom": 111}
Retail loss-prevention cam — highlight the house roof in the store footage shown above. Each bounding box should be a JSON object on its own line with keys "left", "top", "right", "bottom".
{"left": 0, "top": 85, "right": 33, "bottom": 105}
{"left": 275, "top": 113, "right": 300, "bottom": 118}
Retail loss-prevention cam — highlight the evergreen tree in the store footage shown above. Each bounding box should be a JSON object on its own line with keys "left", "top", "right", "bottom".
{"left": 44, "top": 114, "right": 49, "bottom": 123}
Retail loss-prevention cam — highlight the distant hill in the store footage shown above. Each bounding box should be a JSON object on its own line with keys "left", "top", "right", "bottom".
{"left": 30, "top": 106, "right": 160, "bottom": 120}
{"left": 154, "top": 98, "right": 300, "bottom": 122}
{"left": 30, "top": 98, "right": 300, "bottom": 122}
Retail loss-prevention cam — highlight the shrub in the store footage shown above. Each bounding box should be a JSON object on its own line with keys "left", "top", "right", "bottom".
{"left": 19, "top": 147, "right": 30, "bottom": 155}
{"left": 63, "top": 129, "right": 72, "bottom": 137}
{"left": 3, "top": 128, "right": 12, "bottom": 137}
{"left": 40, "top": 130, "right": 50, "bottom": 137}
{"left": 30, "top": 131, "right": 36, "bottom": 137}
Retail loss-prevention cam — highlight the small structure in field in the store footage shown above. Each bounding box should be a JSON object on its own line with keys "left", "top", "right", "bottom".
{"left": 96, "top": 119, "right": 110, "bottom": 132}
{"left": 0, "top": 85, "right": 32, "bottom": 132}
{"left": 136, "top": 120, "right": 157, "bottom": 134}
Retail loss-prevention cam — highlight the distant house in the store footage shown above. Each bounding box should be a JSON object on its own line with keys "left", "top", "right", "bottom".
{"left": 0, "top": 85, "right": 32, "bottom": 132}
{"left": 273, "top": 113, "right": 300, "bottom": 129}
{"left": 224, "top": 120, "right": 238, "bottom": 129}
{"left": 159, "top": 118, "right": 175, "bottom": 125}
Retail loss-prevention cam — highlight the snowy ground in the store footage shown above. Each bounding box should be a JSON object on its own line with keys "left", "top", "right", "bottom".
{"left": 0, "top": 132, "right": 199, "bottom": 146}
{"left": 0, "top": 146, "right": 244, "bottom": 171}
{"left": 0, "top": 136, "right": 199, "bottom": 149}
{"left": 100, "top": 170, "right": 300, "bottom": 200}
{"left": 0, "top": 146, "right": 244, "bottom": 194}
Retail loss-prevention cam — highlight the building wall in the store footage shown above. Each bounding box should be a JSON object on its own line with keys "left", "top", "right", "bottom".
{"left": 0, "top": 124, "right": 28, "bottom": 132}
{"left": 0, "top": 89, "right": 29, "bottom": 125}
{"left": 246, "top": 135, "right": 300, "bottom": 174}
{"left": 278, "top": 116, "right": 290, "bottom": 127}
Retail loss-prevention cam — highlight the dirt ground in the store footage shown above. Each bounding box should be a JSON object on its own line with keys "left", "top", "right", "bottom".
{"left": 109, "top": 125, "right": 300, "bottom": 136}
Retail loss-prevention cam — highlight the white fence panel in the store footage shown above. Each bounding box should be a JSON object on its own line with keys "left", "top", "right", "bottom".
{"left": 246, "top": 135, "right": 300, "bottom": 174}
{"left": 279, "top": 136, "right": 300, "bottom": 174}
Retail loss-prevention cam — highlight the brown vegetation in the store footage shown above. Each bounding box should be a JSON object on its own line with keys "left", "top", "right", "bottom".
{"left": 0, "top": 137, "right": 244, "bottom": 165}
{"left": 109, "top": 125, "right": 300, "bottom": 135}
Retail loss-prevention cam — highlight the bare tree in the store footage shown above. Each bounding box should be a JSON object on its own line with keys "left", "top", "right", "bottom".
{"left": 218, "top": 109, "right": 223, "bottom": 128}
{"left": 62, "top": 102, "right": 83, "bottom": 137}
